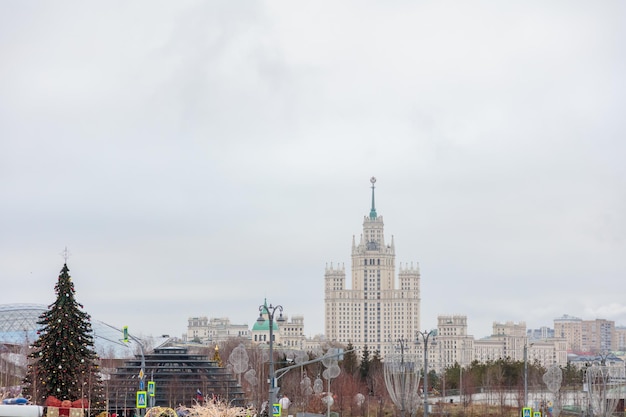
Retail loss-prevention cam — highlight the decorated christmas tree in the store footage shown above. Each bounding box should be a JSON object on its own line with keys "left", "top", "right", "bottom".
{"left": 22, "top": 263, "right": 105, "bottom": 413}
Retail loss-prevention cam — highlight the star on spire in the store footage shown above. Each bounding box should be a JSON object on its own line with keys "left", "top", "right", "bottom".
{"left": 369, "top": 177, "right": 377, "bottom": 219}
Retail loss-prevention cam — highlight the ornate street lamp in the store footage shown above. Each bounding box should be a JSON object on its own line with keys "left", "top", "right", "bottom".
{"left": 258, "top": 301, "right": 286, "bottom": 413}
{"left": 416, "top": 330, "right": 437, "bottom": 417}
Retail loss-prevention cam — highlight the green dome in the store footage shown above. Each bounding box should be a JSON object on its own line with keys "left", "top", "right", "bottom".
{"left": 252, "top": 319, "right": 279, "bottom": 332}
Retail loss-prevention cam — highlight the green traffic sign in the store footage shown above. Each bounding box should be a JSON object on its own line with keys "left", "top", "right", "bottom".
{"left": 148, "top": 381, "right": 156, "bottom": 397}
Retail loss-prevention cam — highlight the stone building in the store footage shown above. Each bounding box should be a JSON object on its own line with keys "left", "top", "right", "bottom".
{"left": 186, "top": 316, "right": 249, "bottom": 344}
{"left": 324, "top": 177, "right": 421, "bottom": 357}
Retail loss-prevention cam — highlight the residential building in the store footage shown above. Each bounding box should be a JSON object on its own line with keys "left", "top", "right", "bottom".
{"left": 554, "top": 315, "right": 618, "bottom": 354}
{"left": 554, "top": 314, "right": 583, "bottom": 352}
{"left": 426, "top": 315, "right": 474, "bottom": 373}
{"left": 472, "top": 321, "right": 567, "bottom": 367}
{"left": 187, "top": 316, "right": 210, "bottom": 342}
{"left": 530, "top": 338, "right": 568, "bottom": 366}
{"left": 581, "top": 318, "right": 614, "bottom": 353}
{"left": 472, "top": 321, "right": 526, "bottom": 363}
{"left": 615, "top": 326, "right": 626, "bottom": 351}
{"left": 186, "top": 316, "right": 250, "bottom": 344}
{"left": 528, "top": 326, "right": 554, "bottom": 340}
{"left": 277, "top": 315, "right": 305, "bottom": 349}
{"left": 324, "top": 177, "right": 421, "bottom": 357}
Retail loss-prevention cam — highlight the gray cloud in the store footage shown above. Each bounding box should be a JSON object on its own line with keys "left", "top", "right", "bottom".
{"left": 1, "top": 1, "right": 625, "bottom": 339}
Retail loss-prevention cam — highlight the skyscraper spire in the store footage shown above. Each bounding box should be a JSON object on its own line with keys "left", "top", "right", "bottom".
{"left": 369, "top": 176, "right": 377, "bottom": 219}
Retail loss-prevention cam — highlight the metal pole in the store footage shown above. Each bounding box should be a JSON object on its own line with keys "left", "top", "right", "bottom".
{"left": 459, "top": 344, "right": 463, "bottom": 407}
{"left": 424, "top": 339, "right": 429, "bottom": 417}
{"left": 400, "top": 340, "right": 406, "bottom": 417}
{"left": 417, "top": 330, "right": 435, "bottom": 417}
{"left": 259, "top": 302, "right": 284, "bottom": 416}
{"left": 524, "top": 343, "right": 528, "bottom": 407}
{"left": 136, "top": 341, "right": 145, "bottom": 416}
{"left": 269, "top": 311, "right": 275, "bottom": 411}
{"left": 326, "top": 378, "right": 331, "bottom": 417}
{"left": 123, "top": 328, "right": 145, "bottom": 416}
{"left": 459, "top": 365, "right": 463, "bottom": 404}
{"left": 97, "top": 323, "right": 146, "bottom": 415}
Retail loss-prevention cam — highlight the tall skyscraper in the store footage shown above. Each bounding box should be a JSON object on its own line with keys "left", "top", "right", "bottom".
{"left": 324, "top": 177, "right": 421, "bottom": 357}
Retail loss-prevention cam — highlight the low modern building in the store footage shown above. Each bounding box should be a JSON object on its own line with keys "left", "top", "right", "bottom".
{"left": 107, "top": 346, "right": 244, "bottom": 410}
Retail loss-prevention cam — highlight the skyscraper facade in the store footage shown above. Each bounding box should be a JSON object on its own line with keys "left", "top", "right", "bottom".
{"left": 324, "top": 178, "right": 421, "bottom": 357}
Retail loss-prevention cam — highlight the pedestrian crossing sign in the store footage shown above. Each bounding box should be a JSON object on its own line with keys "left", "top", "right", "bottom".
{"left": 272, "top": 403, "right": 281, "bottom": 417}
{"left": 522, "top": 408, "right": 531, "bottom": 417}
{"left": 137, "top": 391, "right": 147, "bottom": 408}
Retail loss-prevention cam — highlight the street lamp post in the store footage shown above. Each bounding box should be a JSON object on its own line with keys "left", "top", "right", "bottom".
{"left": 459, "top": 363, "right": 462, "bottom": 404}
{"left": 523, "top": 342, "right": 534, "bottom": 407}
{"left": 258, "top": 301, "right": 285, "bottom": 415}
{"left": 416, "top": 330, "right": 437, "bottom": 417}
{"left": 524, "top": 343, "right": 528, "bottom": 407}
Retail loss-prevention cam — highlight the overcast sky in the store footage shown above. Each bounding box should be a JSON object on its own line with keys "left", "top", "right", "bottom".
{"left": 1, "top": 1, "right": 625, "bottom": 342}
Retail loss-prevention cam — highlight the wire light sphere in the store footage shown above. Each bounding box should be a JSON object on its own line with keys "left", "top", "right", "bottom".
{"left": 542, "top": 364, "right": 563, "bottom": 417}
{"left": 585, "top": 365, "right": 624, "bottom": 417}
{"left": 384, "top": 352, "right": 421, "bottom": 417}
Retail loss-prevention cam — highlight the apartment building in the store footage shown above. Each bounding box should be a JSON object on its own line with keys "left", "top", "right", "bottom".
{"left": 615, "top": 326, "right": 626, "bottom": 351}
{"left": 554, "top": 315, "right": 617, "bottom": 353}
{"left": 554, "top": 314, "right": 582, "bottom": 351}
{"left": 581, "top": 319, "right": 614, "bottom": 353}
{"left": 278, "top": 315, "right": 305, "bottom": 348}
{"left": 186, "top": 316, "right": 250, "bottom": 344}
{"left": 430, "top": 315, "right": 474, "bottom": 373}
{"left": 471, "top": 321, "right": 567, "bottom": 367}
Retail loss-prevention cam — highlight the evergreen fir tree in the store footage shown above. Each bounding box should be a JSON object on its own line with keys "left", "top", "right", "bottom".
{"left": 23, "top": 263, "right": 105, "bottom": 413}
{"left": 370, "top": 349, "right": 382, "bottom": 374}
{"left": 359, "top": 344, "right": 370, "bottom": 380}
{"left": 342, "top": 342, "right": 358, "bottom": 376}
